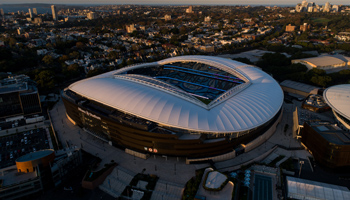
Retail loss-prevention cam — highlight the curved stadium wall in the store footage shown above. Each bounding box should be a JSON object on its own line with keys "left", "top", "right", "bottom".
{"left": 62, "top": 56, "right": 284, "bottom": 158}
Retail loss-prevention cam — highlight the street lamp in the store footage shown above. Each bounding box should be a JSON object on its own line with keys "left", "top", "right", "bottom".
{"left": 299, "top": 161, "right": 304, "bottom": 177}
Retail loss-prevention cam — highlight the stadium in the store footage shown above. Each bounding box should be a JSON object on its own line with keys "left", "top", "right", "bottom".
{"left": 62, "top": 56, "right": 284, "bottom": 160}
{"left": 323, "top": 84, "right": 350, "bottom": 131}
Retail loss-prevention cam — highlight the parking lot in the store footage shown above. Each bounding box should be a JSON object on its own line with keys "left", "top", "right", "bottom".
{"left": 0, "top": 128, "right": 50, "bottom": 168}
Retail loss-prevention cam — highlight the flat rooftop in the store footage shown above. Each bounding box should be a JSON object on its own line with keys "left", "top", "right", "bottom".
{"left": 16, "top": 150, "right": 54, "bottom": 162}
{"left": 309, "top": 122, "right": 350, "bottom": 145}
{"left": 0, "top": 166, "right": 38, "bottom": 187}
{"left": 280, "top": 80, "right": 320, "bottom": 94}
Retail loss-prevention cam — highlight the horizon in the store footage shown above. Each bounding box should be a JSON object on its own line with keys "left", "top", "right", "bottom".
{"left": 1, "top": 0, "right": 350, "bottom": 6}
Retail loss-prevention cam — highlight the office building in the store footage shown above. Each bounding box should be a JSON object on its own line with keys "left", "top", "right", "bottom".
{"left": 285, "top": 24, "right": 296, "bottom": 32}
{"left": 33, "top": 8, "right": 37, "bottom": 15}
{"left": 87, "top": 12, "right": 97, "bottom": 20}
{"left": 51, "top": 5, "right": 57, "bottom": 21}
{"left": 186, "top": 5, "right": 193, "bottom": 13}
{"left": 28, "top": 8, "right": 33, "bottom": 19}
{"left": 0, "top": 75, "right": 41, "bottom": 119}
{"left": 164, "top": 14, "right": 171, "bottom": 21}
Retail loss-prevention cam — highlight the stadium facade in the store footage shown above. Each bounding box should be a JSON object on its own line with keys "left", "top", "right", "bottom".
{"left": 62, "top": 56, "right": 284, "bottom": 159}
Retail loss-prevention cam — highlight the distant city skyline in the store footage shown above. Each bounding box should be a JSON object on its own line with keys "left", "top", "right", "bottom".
{"left": 0, "top": 0, "right": 349, "bottom": 6}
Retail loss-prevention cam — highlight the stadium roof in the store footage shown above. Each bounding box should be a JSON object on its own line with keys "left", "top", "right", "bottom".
{"left": 69, "top": 56, "right": 283, "bottom": 133}
{"left": 323, "top": 84, "right": 350, "bottom": 121}
{"left": 287, "top": 176, "right": 350, "bottom": 200}
{"left": 293, "top": 55, "right": 350, "bottom": 67}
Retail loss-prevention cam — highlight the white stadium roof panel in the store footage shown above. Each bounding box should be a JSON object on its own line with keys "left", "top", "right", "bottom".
{"left": 69, "top": 56, "right": 283, "bottom": 133}
{"left": 324, "top": 84, "right": 350, "bottom": 121}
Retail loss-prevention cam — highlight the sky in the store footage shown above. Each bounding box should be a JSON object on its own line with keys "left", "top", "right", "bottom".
{"left": 0, "top": 0, "right": 349, "bottom": 5}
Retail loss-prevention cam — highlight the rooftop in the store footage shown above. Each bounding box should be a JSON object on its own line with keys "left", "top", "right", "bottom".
{"left": 0, "top": 166, "right": 38, "bottom": 188}
{"left": 323, "top": 84, "right": 350, "bottom": 121}
{"left": 16, "top": 149, "right": 54, "bottom": 163}
{"left": 287, "top": 176, "right": 350, "bottom": 200}
{"left": 280, "top": 80, "right": 320, "bottom": 94}
{"left": 293, "top": 54, "right": 350, "bottom": 67}
{"left": 67, "top": 56, "right": 284, "bottom": 134}
{"left": 309, "top": 122, "right": 350, "bottom": 145}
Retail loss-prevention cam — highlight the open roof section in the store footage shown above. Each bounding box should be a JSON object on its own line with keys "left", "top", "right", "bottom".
{"left": 112, "top": 55, "right": 251, "bottom": 109}
{"left": 68, "top": 56, "right": 283, "bottom": 134}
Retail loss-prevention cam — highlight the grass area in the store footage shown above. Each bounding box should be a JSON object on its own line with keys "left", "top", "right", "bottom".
{"left": 280, "top": 157, "right": 295, "bottom": 171}
{"left": 83, "top": 162, "right": 116, "bottom": 182}
{"left": 267, "top": 155, "right": 285, "bottom": 167}
{"left": 311, "top": 17, "right": 331, "bottom": 23}
{"left": 182, "top": 168, "right": 205, "bottom": 200}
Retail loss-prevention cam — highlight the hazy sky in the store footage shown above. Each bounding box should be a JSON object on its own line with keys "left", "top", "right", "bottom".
{"left": 0, "top": 0, "right": 349, "bottom": 5}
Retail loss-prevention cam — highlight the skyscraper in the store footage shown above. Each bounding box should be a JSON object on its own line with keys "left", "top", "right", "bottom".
{"left": 324, "top": 2, "right": 331, "bottom": 12}
{"left": 28, "top": 8, "right": 33, "bottom": 18}
{"left": 51, "top": 5, "right": 57, "bottom": 20}
{"left": 0, "top": 8, "right": 4, "bottom": 20}
{"left": 33, "top": 8, "right": 37, "bottom": 15}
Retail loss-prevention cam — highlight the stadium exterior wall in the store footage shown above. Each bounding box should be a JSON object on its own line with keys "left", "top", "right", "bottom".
{"left": 62, "top": 92, "right": 282, "bottom": 159}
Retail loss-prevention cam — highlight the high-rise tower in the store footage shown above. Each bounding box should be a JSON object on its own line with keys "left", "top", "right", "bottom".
{"left": 51, "top": 5, "right": 57, "bottom": 20}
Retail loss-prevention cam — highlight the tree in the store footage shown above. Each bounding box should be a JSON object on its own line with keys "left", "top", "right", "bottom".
{"left": 35, "top": 70, "right": 56, "bottom": 90}
{"left": 42, "top": 55, "right": 53, "bottom": 65}
{"left": 76, "top": 41, "right": 85, "bottom": 49}
{"left": 9, "top": 37, "right": 17, "bottom": 48}
{"left": 69, "top": 51, "right": 80, "bottom": 59}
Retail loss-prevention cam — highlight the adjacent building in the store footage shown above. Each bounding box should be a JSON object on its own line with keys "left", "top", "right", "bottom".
{"left": 286, "top": 176, "right": 350, "bottom": 199}
{"left": 292, "top": 54, "right": 350, "bottom": 73}
{"left": 87, "top": 12, "right": 97, "bottom": 20}
{"left": 0, "top": 75, "right": 42, "bottom": 119}
{"left": 62, "top": 56, "right": 284, "bottom": 160}
{"left": 301, "top": 121, "right": 350, "bottom": 168}
{"left": 280, "top": 80, "right": 320, "bottom": 98}
{"left": 164, "top": 14, "right": 171, "bottom": 21}
{"left": 285, "top": 24, "right": 296, "bottom": 32}
{"left": 0, "top": 148, "right": 82, "bottom": 200}
{"left": 323, "top": 84, "right": 350, "bottom": 132}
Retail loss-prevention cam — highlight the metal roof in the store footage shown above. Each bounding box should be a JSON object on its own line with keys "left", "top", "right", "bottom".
{"left": 323, "top": 84, "right": 350, "bottom": 121}
{"left": 293, "top": 55, "right": 350, "bottom": 67}
{"left": 69, "top": 56, "right": 283, "bottom": 133}
{"left": 280, "top": 80, "right": 320, "bottom": 93}
{"left": 287, "top": 176, "right": 350, "bottom": 200}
